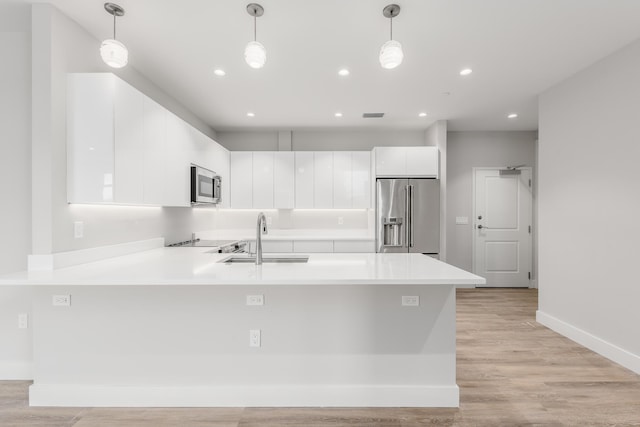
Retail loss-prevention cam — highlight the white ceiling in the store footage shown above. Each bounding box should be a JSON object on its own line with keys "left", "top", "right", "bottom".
{"left": 37, "top": 0, "right": 640, "bottom": 131}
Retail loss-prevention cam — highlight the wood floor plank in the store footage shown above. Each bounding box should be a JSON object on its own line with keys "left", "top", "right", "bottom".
{"left": 1, "top": 288, "right": 639, "bottom": 426}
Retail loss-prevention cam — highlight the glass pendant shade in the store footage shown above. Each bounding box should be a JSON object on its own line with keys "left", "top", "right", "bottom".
{"left": 100, "top": 39, "right": 128, "bottom": 68}
{"left": 244, "top": 40, "right": 266, "bottom": 69}
{"left": 379, "top": 40, "right": 403, "bottom": 69}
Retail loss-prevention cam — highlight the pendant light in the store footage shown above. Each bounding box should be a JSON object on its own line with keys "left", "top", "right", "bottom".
{"left": 245, "top": 3, "right": 266, "bottom": 69}
{"left": 379, "top": 4, "right": 403, "bottom": 69}
{"left": 100, "top": 3, "right": 128, "bottom": 69}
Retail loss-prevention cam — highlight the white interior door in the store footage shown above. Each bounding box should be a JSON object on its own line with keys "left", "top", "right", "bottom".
{"left": 473, "top": 168, "right": 532, "bottom": 287}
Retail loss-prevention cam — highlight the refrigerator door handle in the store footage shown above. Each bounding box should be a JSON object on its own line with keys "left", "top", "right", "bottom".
{"left": 405, "top": 185, "right": 410, "bottom": 248}
{"left": 409, "top": 184, "right": 414, "bottom": 247}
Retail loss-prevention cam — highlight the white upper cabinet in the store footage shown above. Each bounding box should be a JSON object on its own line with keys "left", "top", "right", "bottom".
{"left": 405, "top": 146, "right": 439, "bottom": 176}
{"left": 252, "top": 151, "right": 274, "bottom": 208}
{"left": 230, "top": 152, "right": 253, "bottom": 208}
{"left": 295, "top": 152, "right": 314, "bottom": 208}
{"left": 333, "top": 152, "right": 352, "bottom": 209}
{"left": 164, "top": 111, "right": 192, "bottom": 207}
{"left": 142, "top": 97, "right": 166, "bottom": 205}
{"left": 67, "top": 73, "right": 115, "bottom": 204}
{"left": 351, "top": 151, "right": 371, "bottom": 208}
{"left": 314, "top": 152, "right": 334, "bottom": 208}
{"left": 67, "top": 73, "right": 230, "bottom": 207}
{"left": 374, "top": 146, "right": 439, "bottom": 178}
{"left": 113, "top": 77, "right": 145, "bottom": 204}
{"left": 274, "top": 152, "right": 295, "bottom": 209}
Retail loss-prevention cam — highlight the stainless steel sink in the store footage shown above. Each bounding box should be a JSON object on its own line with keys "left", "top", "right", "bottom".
{"left": 220, "top": 255, "right": 309, "bottom": 264}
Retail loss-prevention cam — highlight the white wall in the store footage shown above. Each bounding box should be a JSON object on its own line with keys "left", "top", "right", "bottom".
{"left": 538, "top": 38, "right": 640, "bottom": 373}
{"left": 0, "top": 1, "right": 35, "bottom": 379}
{"left": 31, "top": 4, "right": 218, "bottom": 254}
{"left": 0, "top": 2, "right": 31, "bottom": 274}
{"left": 425, "top": 121, "right": 448, "bottom": 261}
{"left": 446, "top": 131, "right": 537, "bottom": 274}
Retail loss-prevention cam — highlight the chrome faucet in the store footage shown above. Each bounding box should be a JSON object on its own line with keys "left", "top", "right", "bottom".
{"left": 255, "top": 212, "right": 268, "bottom": 265}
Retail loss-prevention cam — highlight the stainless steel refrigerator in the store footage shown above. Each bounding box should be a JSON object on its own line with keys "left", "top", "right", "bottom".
{"left": 376, "top": 178, "right": 440, "bottom": 254}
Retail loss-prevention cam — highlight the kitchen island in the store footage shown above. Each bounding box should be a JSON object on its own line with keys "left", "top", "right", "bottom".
{"left": 0, "top": 248, "right": 484, "bottom": 407}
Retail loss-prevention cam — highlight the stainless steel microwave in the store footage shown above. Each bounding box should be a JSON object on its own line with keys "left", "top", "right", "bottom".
{"left": 190, "top": 164, "right": 221, "bottom": 205}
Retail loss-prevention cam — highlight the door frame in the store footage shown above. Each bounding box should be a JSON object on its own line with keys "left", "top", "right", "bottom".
{"left": 471, "top": 166, "right": 534, "bottom": 288}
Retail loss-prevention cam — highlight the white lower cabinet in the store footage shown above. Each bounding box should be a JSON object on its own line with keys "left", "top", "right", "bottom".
{"left": 333, "top": 240, "right": 376, "bottom": 253}
{"left": 247, "top": 240, "right": 294, "bottom": 253}
{"left": 293, "top": 240, "right": 334, "bottom": 253}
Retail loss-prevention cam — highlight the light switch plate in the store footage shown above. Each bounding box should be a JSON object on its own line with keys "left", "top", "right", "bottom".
{"left": 249, "top": 329, "right": 261, "bottom": 347}
{"left": 74, "top": 221, "right": 84, "bottom": 238}
{"left": 18, "top": 313, "right": 28, "bottom": 329}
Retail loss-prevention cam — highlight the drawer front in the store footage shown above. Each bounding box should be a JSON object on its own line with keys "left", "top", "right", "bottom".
{"left": 293, "top": 240, "right": 334, "bottom": 253}
{"left": 333, "top": 240, "right": 375, "bottom": 253}
{"left": 248, "top": 240, "right": 294, "bottom": 253}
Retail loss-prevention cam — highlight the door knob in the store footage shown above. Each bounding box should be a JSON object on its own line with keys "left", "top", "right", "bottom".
{"left": 477, "top": 224, "right": 484, "bottom": 229}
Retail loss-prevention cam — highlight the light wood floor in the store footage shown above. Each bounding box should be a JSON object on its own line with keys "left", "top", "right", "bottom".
{"left": 1, "top": 288, "right": 639, "bottom": 426}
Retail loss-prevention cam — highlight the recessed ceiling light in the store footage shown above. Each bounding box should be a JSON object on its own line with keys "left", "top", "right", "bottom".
{"left": 507, "top": 113, "right": 518, "bottom": 119}
{"left": 459, "top": 68, "right": 473, "bottom": 76}
{"left": 338, "top": 68, "right": 350, "bottom": 77}
{"left": 247, "top": 112, "right": 255, "bottom": 117}
{"left": 335, "top": 112, "right": 343, "bottom": 118}
{"left": 418, "top": 112, "right": 428, "bottom": 118}
{"left": 213, "top": 69, "right": 226, "bottom": 77}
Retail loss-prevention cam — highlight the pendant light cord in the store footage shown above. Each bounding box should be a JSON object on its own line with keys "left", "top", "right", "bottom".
{"left": 390, "top": 17, "right": 393, "bottom": 40}
{"left": 113, "top": 12, "right": 117, "bottom": 39}
{"left": 254, "top": 15, "right": 257, "bottom": 42}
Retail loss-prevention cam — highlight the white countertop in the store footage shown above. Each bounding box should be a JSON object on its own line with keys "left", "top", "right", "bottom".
{"left": 197, "top": 229, "right": 374, "bottom": 241}
{"left": 0, "top": 249, "right": 484, "bottom": 287}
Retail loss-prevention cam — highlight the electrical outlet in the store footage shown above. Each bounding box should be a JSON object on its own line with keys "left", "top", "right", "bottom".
{"left": 338, "top": 216, "right": 344, "bottom": 225}
{"left": 53, "top": 295, "right": 71, "bottom": 307}
{"left": 402, "top": 296, "right": 420, "bottom": 306}
{"left": 74, "top": 221, "right": 84, "bottom": 238}
{"left": 249, "top": 329, "right": 261, "bottom": 347}
{"left": 18, "top": 313, "right": 28, "bottom": 329}
{"left": 246, "top": 295, "right": 264, "bottom": 306}
{"left": 266, "top": 216, "right": 273, "bottom": 226}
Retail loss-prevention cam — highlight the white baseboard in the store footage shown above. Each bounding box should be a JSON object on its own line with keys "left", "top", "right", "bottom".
{"left": 536, "top": 310, "right": 640, "bottom": 375}
{"left": 29, "top": 384, "right": 459, "bottom": 408}
{"left": 28, "top": 238, "right": 164, "bottom": 271}
{"left": 0, "top": 361, "right": 33, "bottom": 380}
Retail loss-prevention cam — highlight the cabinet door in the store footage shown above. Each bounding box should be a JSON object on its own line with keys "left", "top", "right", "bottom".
{"left": 314, "top": 152, "right": 333, "bottom": 208}
{"left": 164, "top": 112, "right": 192, "bottom": 206}
{"left": 375, "top": 147, "right": 406, "bottom": 177}
{"left": 209, "top": 141, "right": 230, "bottom": 208}
{"left": 142, "top": 97, "right": 165, "bottom": 205}
{"left": 351, "top": 151, "right": 371, "bottom": 208}
{"left": 293, "top": 240, "right": 334, "bottom": 253}
{"left": 333, "top": 152, "right": 352, "bottom": 209}
{"left": 66, "top": 73, "right": 115, "bottom": 203}
{"left": 295, "top": 152, "right": 314, "bottom": 208}
{"left": 406, "top": 146, "right": 439, "bottom": 177}
{"left": 113, "top": 78, "right": 145, "bottom": 204}
{"left": 333, "top": 240, "right": 375, "bottom": 253}
{"left": 252, "top": 152, "right": 274, "bottom": 208}
{"left": 230, "top": 152, "right": 253, "bottom": 208}
{"left": 274, "top": 152, "right": 295, "bottom": 209}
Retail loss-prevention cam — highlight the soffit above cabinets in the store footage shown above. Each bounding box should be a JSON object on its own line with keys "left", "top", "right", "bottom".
{"left": 43, "top": 0, "right": 640, "bottom": 131}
